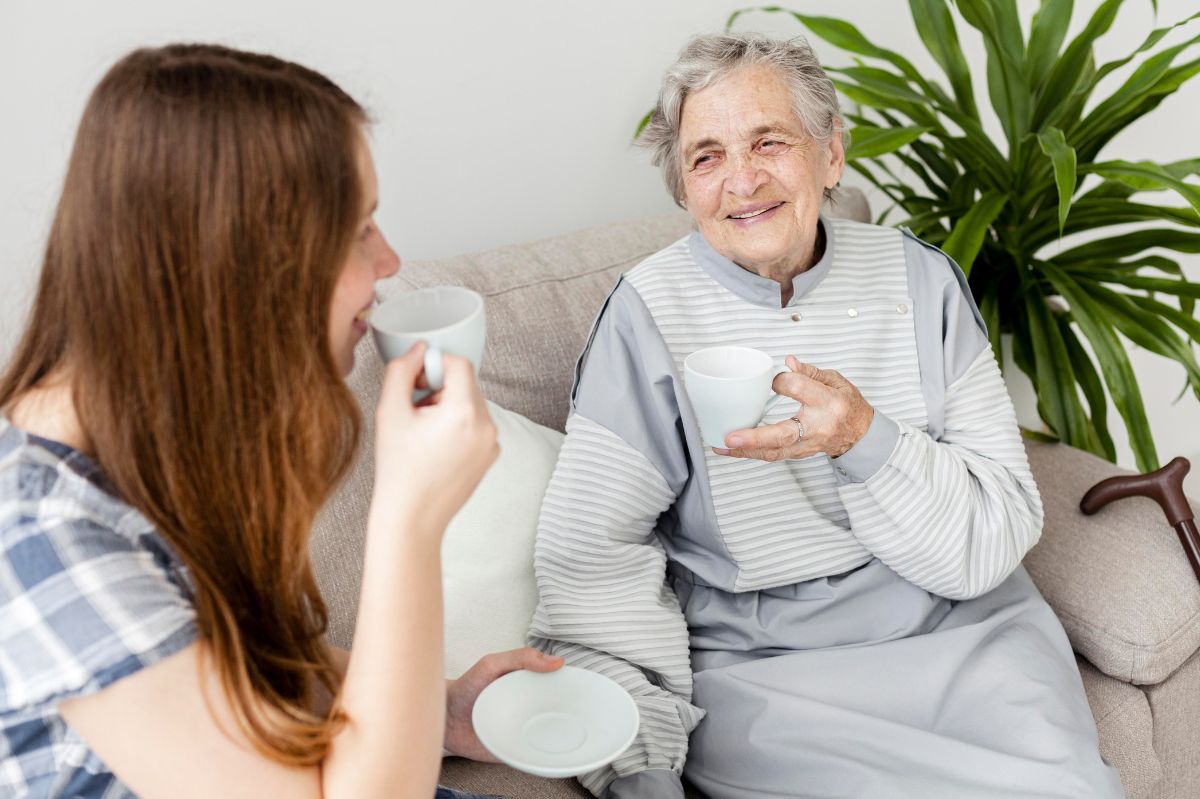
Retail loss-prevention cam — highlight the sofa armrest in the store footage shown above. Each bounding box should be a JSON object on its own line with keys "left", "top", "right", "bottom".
{"left": 1022, "top": 439, "right": 1200, "bottom": 685}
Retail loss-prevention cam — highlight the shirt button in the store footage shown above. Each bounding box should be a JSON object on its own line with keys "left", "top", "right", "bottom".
{"left": 791, "top": 312, "right": 802, "bottom": 322}
{"left": 837, "top": 467, "right": 848, "bottom": 475}
{"left": 847, "top": 308, "right": 859, "bottom": 318}
{"left": 897, "top": 303, "right": 909, "bottom": 315}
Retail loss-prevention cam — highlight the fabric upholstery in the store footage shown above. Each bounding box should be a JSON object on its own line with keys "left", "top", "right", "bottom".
{"left": 1077, "top": 656, "right": 1160, "bottom": 799}
{"left": 307, "top": 189, "right": 1198, "bottom": 797}
{"left": 439, "top": 759, "right": 589, "bottom": 798}
{"left": 442, "top": 403, "right": 563, "bottom": 678}
{"left": 1024, "top": 439, "right": 1200, "bottom": 685}
{"left": 310, "top": 338, "right": 383, "bottom": 650}
{"left": 385, "top": 214, "right": 692, "bottom": 433}
{"left": 1145, "top": 649, "right": 1200, "bottom": 798}
{"left": 383, "top": 189, "right": 869, "bottom": 434}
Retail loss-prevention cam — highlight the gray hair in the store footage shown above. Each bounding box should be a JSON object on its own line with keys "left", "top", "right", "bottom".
{"left": 639, "top": 32, "right": 844, "bottom": 206}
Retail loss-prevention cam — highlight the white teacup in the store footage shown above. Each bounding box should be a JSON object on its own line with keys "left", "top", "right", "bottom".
{"left": 683, "top": 346, "right": 789, "bottom": 449}
{"left": 370, "top": 286, "right": 486, "bottom": 399}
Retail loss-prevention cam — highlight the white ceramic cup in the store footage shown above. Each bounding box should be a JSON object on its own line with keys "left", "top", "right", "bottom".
{"left": 683, "top": 346, "right": 790, "bottom": 449}
{"left": 370, "top": 286, "right": 486, "bottom": 399}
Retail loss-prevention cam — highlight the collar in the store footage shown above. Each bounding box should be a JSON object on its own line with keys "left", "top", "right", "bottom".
{"left": 687, "top": 214, "right": 835, "bottom": 308}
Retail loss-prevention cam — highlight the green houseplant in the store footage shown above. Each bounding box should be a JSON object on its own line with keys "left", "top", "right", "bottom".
{"left": 647, "top": 1, "right": 1200, "bottom": 471}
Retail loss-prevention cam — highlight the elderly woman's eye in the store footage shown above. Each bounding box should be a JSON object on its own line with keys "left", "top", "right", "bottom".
{"left": 693, "top": 154, "right": 717, "bottom": 168}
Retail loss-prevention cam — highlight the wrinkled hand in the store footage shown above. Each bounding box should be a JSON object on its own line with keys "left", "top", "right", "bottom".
{"left": 444, "top": 648, "right": 565, "bottom": 761}
{"left": 715, "top": 355, "right": 873, "bottom": 462}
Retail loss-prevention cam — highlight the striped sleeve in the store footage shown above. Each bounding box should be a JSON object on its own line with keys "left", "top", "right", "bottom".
{"left": 529, "top": 414, "right": 703, "bottom": 797}
{"left": 838, "top": 347, "right": 1044, "bottom": 599}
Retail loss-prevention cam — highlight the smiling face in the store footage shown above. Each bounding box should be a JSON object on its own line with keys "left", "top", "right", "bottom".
{"left": 679, "top": 65, "right": 845, "bottom": 280}
{"left": 328, "top": 135, "right": 401, "bottom": 376}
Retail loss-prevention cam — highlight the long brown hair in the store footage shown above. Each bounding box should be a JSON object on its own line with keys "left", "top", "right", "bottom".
{"left": 0, "top": 44, "right": 367, "bottom": 764}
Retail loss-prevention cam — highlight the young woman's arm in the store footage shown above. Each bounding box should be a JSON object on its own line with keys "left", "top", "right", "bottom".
{"left": 60, "top": 347, "right": 501, "bottom": 799}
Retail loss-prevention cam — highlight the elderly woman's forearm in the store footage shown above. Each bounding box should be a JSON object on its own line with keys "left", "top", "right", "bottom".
{"left": 530, "top": 414, "right": 704, "bottom": 795}
{"left": 838, "top": 349, "right": 1043, "bottom": 599}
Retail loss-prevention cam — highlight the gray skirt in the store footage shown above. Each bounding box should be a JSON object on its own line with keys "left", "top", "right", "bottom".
{"left": 671, "top": 560, "right": 1125, "bottom": 798}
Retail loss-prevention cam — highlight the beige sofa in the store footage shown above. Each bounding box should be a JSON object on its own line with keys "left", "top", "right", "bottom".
{"left": 311, "top": 191, "right": 1200, "bottom": 799}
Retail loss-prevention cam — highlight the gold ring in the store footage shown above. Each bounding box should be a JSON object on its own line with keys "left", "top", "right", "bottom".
{"left": 792, "top": 416, "right": 805, "bottom": 441}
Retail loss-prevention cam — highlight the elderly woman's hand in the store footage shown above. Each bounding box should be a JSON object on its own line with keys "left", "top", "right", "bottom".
{"left": 715, "top": 355, "right": 873, "bottom": 462}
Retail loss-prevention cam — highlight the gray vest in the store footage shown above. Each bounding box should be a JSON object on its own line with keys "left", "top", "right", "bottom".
{"left": 626, "top": 218, "right": 929, "bottom": 591}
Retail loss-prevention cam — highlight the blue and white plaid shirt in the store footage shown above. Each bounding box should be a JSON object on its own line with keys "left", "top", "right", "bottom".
{"left": 0, "top": 417, "right": 197, "bottom": 797}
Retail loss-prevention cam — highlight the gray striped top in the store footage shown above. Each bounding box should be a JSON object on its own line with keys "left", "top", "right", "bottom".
{"left": 529, "top": 217, "right": 1044, "bottom": 796}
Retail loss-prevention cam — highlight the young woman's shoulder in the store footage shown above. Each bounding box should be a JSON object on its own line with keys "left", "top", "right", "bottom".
{"left": 0, "top": 417, "right": 197, "bottom": 709}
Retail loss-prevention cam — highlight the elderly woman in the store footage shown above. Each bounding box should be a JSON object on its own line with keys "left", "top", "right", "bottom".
{"left": 529, "top": 32, "right": 1125, "bottom": 798}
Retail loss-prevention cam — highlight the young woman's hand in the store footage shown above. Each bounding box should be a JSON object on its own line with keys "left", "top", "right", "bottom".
{"left": 443, "top": 648, "right": 564, "bottom": 761}
{"left": 371, "top": 342, "right": 499, "bottom": 539}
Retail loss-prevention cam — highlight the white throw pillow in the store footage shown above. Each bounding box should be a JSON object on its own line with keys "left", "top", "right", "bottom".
{"left": 441, "top": 401, "right": 563, "bottom": 679}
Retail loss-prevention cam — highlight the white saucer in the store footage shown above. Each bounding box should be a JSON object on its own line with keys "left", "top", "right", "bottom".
{"left": 471, "top": 666, "right": 639, "bottom": 778}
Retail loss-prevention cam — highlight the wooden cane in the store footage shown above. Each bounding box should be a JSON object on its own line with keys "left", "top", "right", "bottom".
{"left": 1080, "top": 457, "right": 1200, "bottom": 585}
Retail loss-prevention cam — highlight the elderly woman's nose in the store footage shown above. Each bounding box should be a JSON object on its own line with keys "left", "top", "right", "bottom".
{"left": 726, "top": 154, "right": 769, "bottom": 196}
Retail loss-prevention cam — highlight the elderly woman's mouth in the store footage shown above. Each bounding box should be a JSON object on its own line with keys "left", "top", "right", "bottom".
{"left": 728, "top": 202, "right": 783, "bottom": 222}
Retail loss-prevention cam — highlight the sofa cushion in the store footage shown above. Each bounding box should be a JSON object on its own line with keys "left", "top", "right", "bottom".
{"left": 1145, "top": 648, "right": 1200, "bottom": 799}
{"left": 383, "top": 213, "right": 691, "bottom": 433}
{"left": 440, "top": 758, "right": 589, "bottom": 798}
{"left": 383, "top": 188, "right": 870, "bottom": 433}
{"left": 1076, "top": 656, "right": 1161, "bottom": 799}
{"left": 1023, "top": 439, "right": 1200, "bottom": 685}
{"left": 312, "top": 340, "right": 564, "bottom": 672}
{"left": 442, "top": 402, "right": 563, "bottom": 678}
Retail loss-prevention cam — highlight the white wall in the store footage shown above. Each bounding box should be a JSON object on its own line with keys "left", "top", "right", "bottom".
{"left": 2, "top": 0, "right": 1197, "bottom": 494}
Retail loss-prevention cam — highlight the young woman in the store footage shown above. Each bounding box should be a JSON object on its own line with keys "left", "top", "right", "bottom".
{"left": 0, "top": 44, "right": 559, "bottom": 798}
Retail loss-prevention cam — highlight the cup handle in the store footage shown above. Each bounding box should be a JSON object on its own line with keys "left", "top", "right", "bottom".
{"left": 763, "top": 365, "right": 792, "bottom": 415}
{"left": 424, "top": 345, "right": 445, "bottom": 393}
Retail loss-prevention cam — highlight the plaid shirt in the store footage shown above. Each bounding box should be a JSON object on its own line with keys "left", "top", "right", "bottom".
{"left": 0, "top": 418, "right": 197, "bottom": 798}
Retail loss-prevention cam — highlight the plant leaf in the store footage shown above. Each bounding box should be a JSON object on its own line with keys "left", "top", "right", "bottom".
{"left": 934, "top": 134, "right": 1010, "bottom": 189}
{"left": 941, "top": 191, "right": 1009, "bottom": 275}
{"left": 1076, "top": 56, "right": 1200, "bottom": 162}
{"left": 1065, "top": 268, "right": 1200, "bottom": 300}
{"left": 978, "top": 281, "right": 1002, "bottom": 366}
{"left": 1079, "top": 281, "right": 1200, "bottom": 399}
{"left": 1027, "top": 0, "right": 1074, "bottom": 90}
{"left": 1127, "top": 294, "right": 1200, "bottom": 348}
{"left": 734, "top": 7, "right": 941, "bottom": 96}
{"left": 830, "top": 77, "right": 939, "bottom": 129}
{"left": 1057, "top": 314, "right": 1117, "bottom": 460}
{"left": 1055, "top": 229, "right": 1200, "bottom": 264}
{"left": 1022, "top": 429, "right": 1062, "bottom": 444}
{"left": 1075, "top": 33, "right": 1200, "bottom": 150}
{"left": 633, "top": 109, "right": 653, "bottom": 142}
{"left": 1040, "top": 262, "right": 1160, "bottom": 471}
{"left": 1086, "top": 10, "right": 1200, "bottom": 90}
{"left": 1037, "top": 127, "right": 1077, "bottom": 236}
{"left": 847, "top": 161, "right": 909, "bottom": 209}
{"left": 1024, "top": 289, "right": 1093, "bottom": 447}
{"left": 847, "top": 125, "right": 932, "bottom": 159}
{"left": 910, "top": 139, "right": 960, "bottom": 187}
{"left": 955, "top": 0, "right": 1031, "bottom": 152}
{"left": 1087, "top": 160, "right": 1200, "bottom": 218}
{"left": 1033, "top": 0, "right": 1121, "bottom": 129}
{"left": 908, "top": 0, "right": 977, "bottom": 117}
{"left": 1025, "top": 201, "right": 1200, "bottom": 251}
